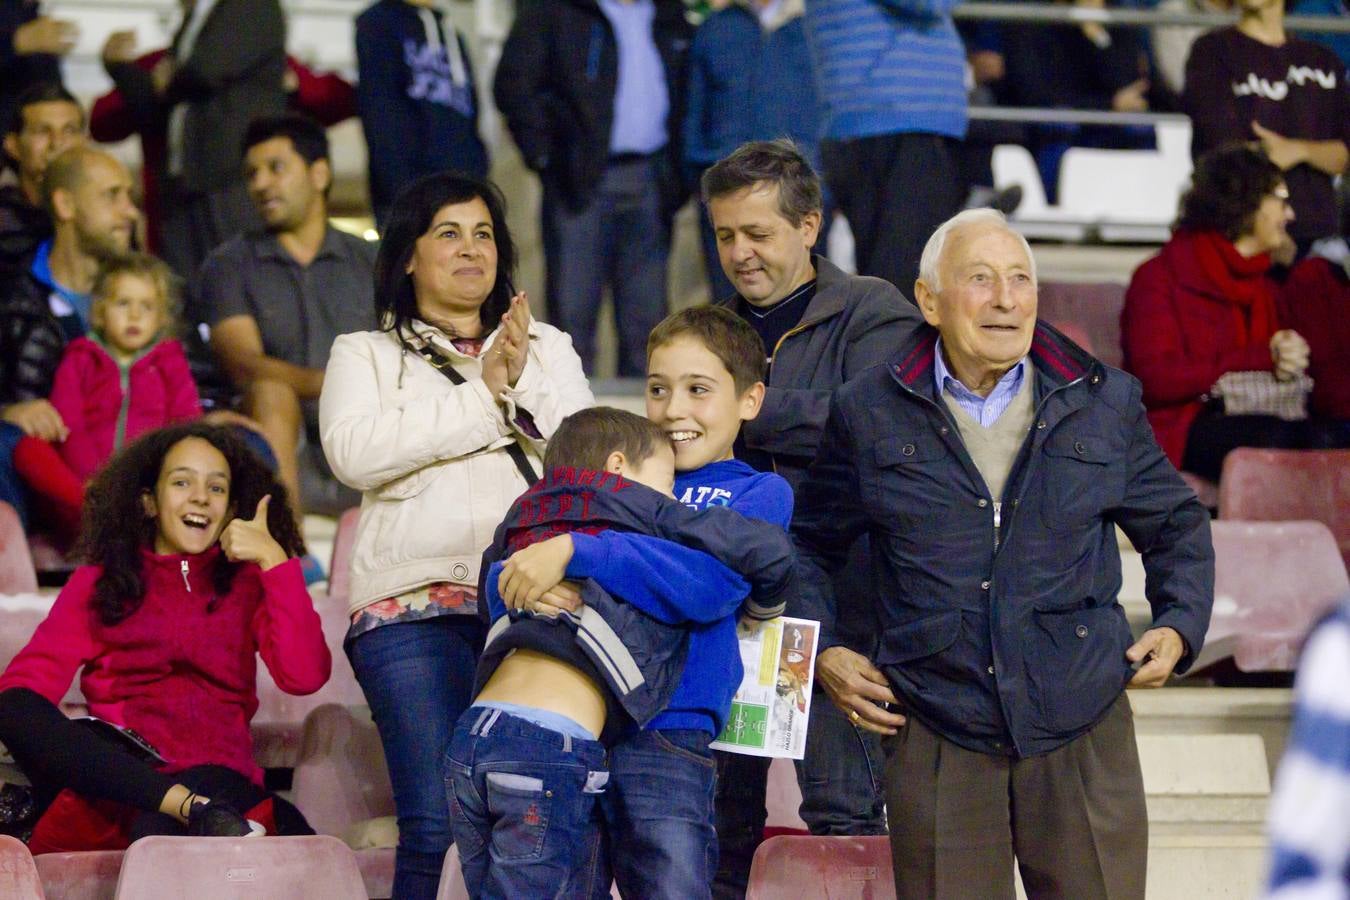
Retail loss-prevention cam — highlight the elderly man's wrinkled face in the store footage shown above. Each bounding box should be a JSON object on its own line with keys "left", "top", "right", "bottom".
{"left": 917, "top": 223, "right": 1037, "bottom": 390}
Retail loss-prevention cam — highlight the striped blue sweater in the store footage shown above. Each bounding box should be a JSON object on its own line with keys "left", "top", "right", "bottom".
{"left": 1265, "top": 597, "right": 1350, "bottom": 898}
{"left": 803, "top": 0, "right": 968, "bottom": 140}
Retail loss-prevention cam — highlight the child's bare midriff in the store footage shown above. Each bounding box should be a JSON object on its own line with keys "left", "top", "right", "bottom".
{"left": 475, "top": 649, "right": 608, "bottom": 739}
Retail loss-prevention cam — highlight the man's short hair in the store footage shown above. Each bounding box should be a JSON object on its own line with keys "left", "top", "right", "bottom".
{"left": 543, "top": 407, "right": 670, "bottom": 473}
{"left": 917, "top": 208, "right": 1038, "bottom": 294}
{"left": 8, "top": 82, "right": 82, "bottom": 136}
{"left": 242, "top": 114, "right": 329, "bottom": 165}
{"left": 646, "top": 306, "right": 767, "bottom": 395}
{"left": 700, "top": 139, "right": 822, "bottom": 227}
{"left": 41, "top": 146, "right": 103, "bottom": 218}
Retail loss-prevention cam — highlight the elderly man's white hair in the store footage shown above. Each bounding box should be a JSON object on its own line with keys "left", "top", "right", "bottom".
{"left": 916, "top": 208, "right": 1037, "bottom": 294}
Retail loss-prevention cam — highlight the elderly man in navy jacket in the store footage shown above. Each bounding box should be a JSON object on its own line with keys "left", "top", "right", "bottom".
{"left": 789, "top": 208, "right": 1214, "bottom": 900}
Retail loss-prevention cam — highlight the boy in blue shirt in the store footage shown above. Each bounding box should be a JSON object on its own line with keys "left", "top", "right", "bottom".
{"left": 451, "top": 406, "right": 794, "bottom": 898}
{"left": 498, "top": 308, "right": 792, "bottom": 897}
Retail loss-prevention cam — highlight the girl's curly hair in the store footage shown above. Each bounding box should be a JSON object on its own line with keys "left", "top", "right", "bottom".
{"left": 77, "top": 423, "right": 306, "bottom": 626}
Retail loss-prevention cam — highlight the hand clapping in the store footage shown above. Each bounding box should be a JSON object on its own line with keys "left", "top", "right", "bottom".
{"left": 481, "top": 293, "right": 532, "bottom": 398}
{"left": 220, "top": 495, "right": 288, "bottom": 570}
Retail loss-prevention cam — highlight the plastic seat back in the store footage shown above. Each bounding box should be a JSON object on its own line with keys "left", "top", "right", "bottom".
{"left": 290, "top": 705, "right": 395, "bottom": 839}
{"left": 34, "top": 849, "right": 123, "bottom": 900}
{"left": 113, "top": 835, "right": 366, "bottom": 900}
{"left": 746, "top": 835, "right": 895, "bottom": 899}
{"left": 436, "top": 845, "right": 469, "bottom": 900}
{"left": 1219, "top": 448, "right": 1350, "bottom": 571}
{"left": 327, "top": 507, "right": 361, "bottom": 603}
{"left": 1193, "top": 520, "right": 1350, "bottom": 673}
{"left": 0, "top": 834, "right": 45, "bottom": 899}
{"left": 1036, "top": 282, "right": 1126, "bottom": 368}
{"left": 0, "top": 502, "right": 38, "bottom": 595}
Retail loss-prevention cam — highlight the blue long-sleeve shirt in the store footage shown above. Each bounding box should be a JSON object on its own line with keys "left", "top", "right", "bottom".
{"left": 646, "top": 459, "right": 794, "bottom": 735}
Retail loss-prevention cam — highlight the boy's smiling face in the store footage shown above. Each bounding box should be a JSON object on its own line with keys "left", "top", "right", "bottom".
{"left": 646, "top": 336, "right": 763, "bottom": 472}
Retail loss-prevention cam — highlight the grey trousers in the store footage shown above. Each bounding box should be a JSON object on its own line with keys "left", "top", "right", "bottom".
{"left": 884, "top": 694, "right": 1148, "bottom": 900}
{"left": 542, "top": 157, "right": 670, "bottom": 377}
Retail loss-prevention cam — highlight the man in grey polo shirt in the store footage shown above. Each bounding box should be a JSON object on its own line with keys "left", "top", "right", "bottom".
{"left": 195, "top": 114, "right": 375, "bottom": 519}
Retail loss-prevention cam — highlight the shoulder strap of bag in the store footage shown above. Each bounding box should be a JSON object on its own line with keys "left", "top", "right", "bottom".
{"left": 414, "top": 343, "right": 541, "bottom": 486}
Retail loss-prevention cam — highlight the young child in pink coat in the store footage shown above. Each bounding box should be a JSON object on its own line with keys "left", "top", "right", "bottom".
{"left": 14, "top": 254, "right": 201, "bottom": 543}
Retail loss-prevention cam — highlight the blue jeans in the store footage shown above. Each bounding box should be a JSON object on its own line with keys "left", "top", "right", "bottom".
{"left": 0, "top": 423, "right": 30, "bottom": 527}
{"left": 346, "top": 616, "right": 484, "bottom": 900}
{"left": 446, "top": 709, "right": 610, "bottom": 900}
{"left": 602, "top": 729, "right": 719, "bottom": 900}
{"left": 541, "top": 157, "right": 670, "bottom": 377}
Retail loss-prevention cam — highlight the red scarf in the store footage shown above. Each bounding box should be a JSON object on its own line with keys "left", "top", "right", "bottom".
{"left": 1188, "top": 229, "right": 1279, "bottom": 349}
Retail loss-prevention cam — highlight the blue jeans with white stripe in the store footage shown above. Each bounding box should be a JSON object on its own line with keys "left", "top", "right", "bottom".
{"left": 446, "top": 708, "right": 611, "bottom": 900}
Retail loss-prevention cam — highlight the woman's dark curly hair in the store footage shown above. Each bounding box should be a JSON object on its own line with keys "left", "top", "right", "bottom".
{"left": 1177, "top": 143, "right": 1284, "bottom": 242}
{"left": 374, "top": 171, "right": 517, "bottom": 351}
{"left": 77, "top": 422, "right": 306, "bottom": 626}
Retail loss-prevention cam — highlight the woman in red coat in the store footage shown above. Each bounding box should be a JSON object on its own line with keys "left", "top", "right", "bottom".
{"left": 1121, "top": 144, "right": 1312, "bottom": 480}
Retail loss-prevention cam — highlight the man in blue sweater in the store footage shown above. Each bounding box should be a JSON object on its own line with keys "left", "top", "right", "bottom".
{"left": 804, "top": 0, "right": 968, "bottom": 297}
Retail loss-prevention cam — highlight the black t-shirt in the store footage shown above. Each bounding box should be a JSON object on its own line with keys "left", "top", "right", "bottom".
{"left": 730, "top": 279, "right": 816, "bottom": 472}
{"left": 1183, "top": 27, "right": 1350, "bottom": 242}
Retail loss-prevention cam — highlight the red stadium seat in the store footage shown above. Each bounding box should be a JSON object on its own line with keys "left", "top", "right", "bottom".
{"left": 355, "top": 847, "right": 395, "bottom": 900}
{"left": 0, "top": 834, "right": 45, "bottom": 899}
{"left": 0, "top": 502, "right": 38, "bottom": 595}
{"left": 435, "top": 844, "right": 469, "bottom": 900}
{"left": 34, "top": 849, "right": 123, "bottom": 900}
{"left": 1189, "top": 520, "right": 1350, "bottom": 674}
{"left": 1037, "top": 281, "right": 1126, "bottom": 368}
{"left": 113, "top": 835, "right": 366, "bottom": 900}
{"left": 765, "top": 757, "right": 808, "bottom": 837}
{"left": 1179, "top": 472, "right": 1219, "bottom": 510}
{"left": 327, "top": 507, "right": 361, "bottom": 603}
{"left": 746, "top": 835, "right": 895, "bottom": 900}
{"left": 289, "top": 705, "right": 395, "bottom": 840}
{"left": 1219, "top": 448, "right": 1350, "bottom": 572}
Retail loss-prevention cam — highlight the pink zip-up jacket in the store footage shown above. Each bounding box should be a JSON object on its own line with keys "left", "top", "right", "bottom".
{"left": 0, "top": 549, "right": 330, "bottom": 784}
{"left": 49, "top": 337, "right": 202, "bottom": 482}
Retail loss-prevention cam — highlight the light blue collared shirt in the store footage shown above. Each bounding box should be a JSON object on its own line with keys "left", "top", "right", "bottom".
{"left": 597, "top": 0, "right": 669, "bottom": 155}
{"left": 934, "top": 338, "right": 1029, "bottom": 428}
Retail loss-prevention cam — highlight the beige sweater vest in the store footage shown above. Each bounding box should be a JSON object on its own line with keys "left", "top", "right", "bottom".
{"left": 941, "top": 366, "right": 1037, "bottom": 504}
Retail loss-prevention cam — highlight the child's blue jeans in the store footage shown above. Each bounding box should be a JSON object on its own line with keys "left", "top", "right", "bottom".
{"left": 601, "top": 728, "right": 720, "bottom": 900}
{"left": 446, "top": 708, "right": 610, "bottom": 900}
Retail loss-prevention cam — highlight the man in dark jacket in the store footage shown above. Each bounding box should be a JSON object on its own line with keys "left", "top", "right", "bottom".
{"left": 148, "top": 0, "right": 288, "bottom": 276}
{"left": 0, "top": 146, "right": 138, "bottom": 521}
{"left": 790, "top": 208, "right": 1214, "bottom": 900}
{"left": 493, "top": 0, "right": 691, "bottom": 377}
{"left": 1, "top": 82, "right": 83, "bottom": 271}
{"left": 701, "top": 139, "right": 923, "bottom": 897}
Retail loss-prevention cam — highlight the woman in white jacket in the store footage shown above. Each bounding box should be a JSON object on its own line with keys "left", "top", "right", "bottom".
{"left": 319, "top": 173, "right": 593, "bottom": 900}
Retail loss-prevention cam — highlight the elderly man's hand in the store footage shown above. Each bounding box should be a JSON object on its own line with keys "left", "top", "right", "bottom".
{"left": 1126, "top": 626, "right": 1185, "bottom": 687}
{"left": 817, "top": 646, "right": 906, "bottom": 735}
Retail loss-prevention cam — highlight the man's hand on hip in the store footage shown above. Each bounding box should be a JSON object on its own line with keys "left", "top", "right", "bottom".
{"left": 1126, "top": 626, "right": 1185, "bottom": 688}
{"left": 817, "top": 646, "right": 906, "bottom": 735}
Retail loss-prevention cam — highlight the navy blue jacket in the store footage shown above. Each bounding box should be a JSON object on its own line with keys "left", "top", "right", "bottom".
{"left": 682, "top": 2, "right": 823, "bottom": 173}
{"left": 790, "top": 323, "right": 1214, "bottom": 758}
{"left": 476, "top": 466, "right": 795, "bottom": 735}
{"left": 355, "top": 0, "right": 489, "bottom": 225}
{"left": 493, "top": 0, "right": 691, "bottom": 212}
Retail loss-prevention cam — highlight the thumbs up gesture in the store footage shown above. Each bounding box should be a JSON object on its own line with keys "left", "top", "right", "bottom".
{"left": 220, "top": 495, "right": 288, "bottom": 570}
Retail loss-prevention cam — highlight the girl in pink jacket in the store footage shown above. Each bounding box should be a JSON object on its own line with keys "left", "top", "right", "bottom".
{"left": 14, "top": 254, "right": 201, "bottom": 543}
{"left": 0, "top": 422, "right": 330, "bottom": 851}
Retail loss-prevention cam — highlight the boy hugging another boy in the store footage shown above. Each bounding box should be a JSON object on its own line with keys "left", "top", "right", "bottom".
{"left": 488, "top": 307, "right": 792, "bottom": 898}
{"left": 448, "top": 404, "right": 796, "bottom": 899}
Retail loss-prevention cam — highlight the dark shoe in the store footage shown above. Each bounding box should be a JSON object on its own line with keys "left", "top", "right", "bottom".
{"left": 187, "top": 801, "right": 256, "bottom": 837}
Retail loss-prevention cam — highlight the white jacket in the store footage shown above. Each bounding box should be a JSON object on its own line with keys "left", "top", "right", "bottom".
{"left": 319, "top": 319, "right": 594, "bottom": 614}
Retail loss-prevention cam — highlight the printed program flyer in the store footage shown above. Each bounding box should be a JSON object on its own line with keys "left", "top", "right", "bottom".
{"left": 711, "top": 617, "right": 820, "bottom": 760}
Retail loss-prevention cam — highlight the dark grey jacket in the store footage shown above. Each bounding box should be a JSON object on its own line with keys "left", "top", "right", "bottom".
{"left": 790, "top": 322, "right": 1214, "bottom": 757}
{"left": 164, "top": 0, "right": 287, "bottom": 194}
{"left": 724, "top": 255, "right": 924, "bottom": 652}
{"left": 0, "top": 263, "right": 67, "bottom": 406}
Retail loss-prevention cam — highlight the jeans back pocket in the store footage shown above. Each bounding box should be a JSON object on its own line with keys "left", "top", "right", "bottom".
{"left": 485, "top": 772, "right": 552, "bottom": 860}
